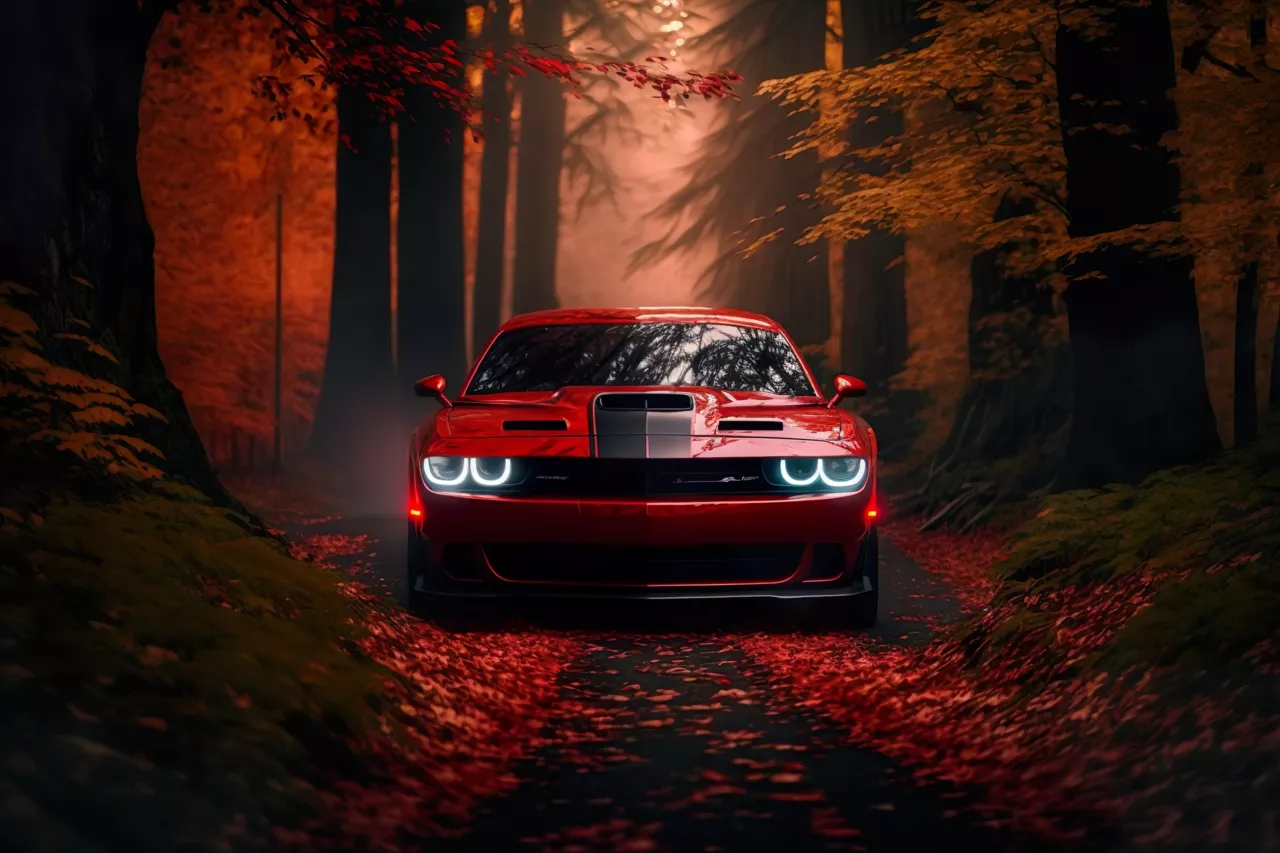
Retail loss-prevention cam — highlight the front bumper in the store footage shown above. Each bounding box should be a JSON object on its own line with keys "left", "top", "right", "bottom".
{"left": 416, "top": 487, "right": 872, "bottom": 544}
{"left": 413, "top": 574, "right": 872, "bottom": 602}
{"left": 410, "top": 488, "right": 874, "bottom": 599}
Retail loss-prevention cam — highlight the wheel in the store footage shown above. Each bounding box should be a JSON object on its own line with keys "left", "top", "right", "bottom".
{"left": 817, "top": 527, "right": 879, "bottom": 630}
{"left": 848, "top": 526, "right": 880, "bottom": 629}
{"left": 404, "top": 528, "right": 500, "bottom": 628}
{"left": 405, "top": 523, "right": 431, "bottom": 617}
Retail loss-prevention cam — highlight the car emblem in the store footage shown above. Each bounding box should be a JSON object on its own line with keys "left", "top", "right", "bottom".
{"left": 674, "top": 475, "right": 759, "bottom": 484}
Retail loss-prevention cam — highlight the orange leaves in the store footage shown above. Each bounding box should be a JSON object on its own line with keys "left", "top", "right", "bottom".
{"left": 54, "top": 333, "right": 120, "bottom": 364}
{"left": 71, "top": 407, "right": 133, "bottom": 428}
{"left": 1, "top": 286, "right": 166, "bottom": 482}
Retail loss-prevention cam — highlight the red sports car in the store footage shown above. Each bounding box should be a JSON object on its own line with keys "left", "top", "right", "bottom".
{"left": 406, "top": 307, "right": 881, "bottom": 627}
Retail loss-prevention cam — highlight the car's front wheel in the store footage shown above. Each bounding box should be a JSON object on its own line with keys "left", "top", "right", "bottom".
{"left": 404, "top": 530, "right": 500, "bottom": 629}
{"left": 830, "top": 527, "right": 879, "bottom": 630}
{"left": 405, "top": 524, "right": 431, "bottom": 617}
{"left": 848, "top": 527, "right": 879, "bottom": 628}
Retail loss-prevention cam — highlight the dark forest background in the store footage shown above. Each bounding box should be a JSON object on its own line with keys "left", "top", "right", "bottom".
{"left": 128, "top": 0, "right": 1280, "bottom": 519}
{"left": 3, "top": 2, "right": 1280, "bottom": 850}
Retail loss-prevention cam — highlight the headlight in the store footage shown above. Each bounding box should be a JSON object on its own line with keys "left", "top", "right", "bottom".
{"left": 766, "top": 457, "right": 869, "bottom": 492}
{"left": 469, "top": 457, "right": 512, "bottom": 486}
{"left": 422, "top": 456, "right": 520, "bottom": 490}
{"left": 423, "top": 456, "right": 467, "bottom": 486}
{"left": 778, "top": 458, "right": 820, "bottom": 486}
{"left": 819, "top": 457, "right": 867, "bottom": 489}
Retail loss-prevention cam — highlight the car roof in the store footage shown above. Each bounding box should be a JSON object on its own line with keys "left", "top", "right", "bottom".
{"left": 499, "top": 306, "right": 782, "bottom": 331}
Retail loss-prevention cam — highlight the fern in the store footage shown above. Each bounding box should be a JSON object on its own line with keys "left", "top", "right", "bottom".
{"left": 0, "top": 281, "right": 167, "bottom": 484}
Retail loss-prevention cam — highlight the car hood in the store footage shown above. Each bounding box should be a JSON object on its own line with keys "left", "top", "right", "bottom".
{"left": 440, "top": 387, "right": 851, "bottom": 442}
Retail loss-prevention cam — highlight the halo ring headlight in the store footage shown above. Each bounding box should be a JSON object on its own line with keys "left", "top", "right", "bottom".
{"left": 469, "top": 457, "right": 513, "bottom": 486}
{"left": 423, "top": 456, "right": 467, "bottom": 487}
{"left": 818, "top": 457, "right": 868, "bottom": 489}
{"left": 779, "top": 458, "right": 821, "bottom": 486}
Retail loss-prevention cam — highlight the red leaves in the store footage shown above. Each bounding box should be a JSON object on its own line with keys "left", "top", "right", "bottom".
{"left": 738, "top": 525, "right": 1279, "bottom": 846}
{"left": 265, "top": 524, "right": 583, "bottom": 850}
{"left": 882, "top": 517, "right": 1008, "bottom": 610}
{"left": 232, "top": 0, "right": 740, "bottom": 133}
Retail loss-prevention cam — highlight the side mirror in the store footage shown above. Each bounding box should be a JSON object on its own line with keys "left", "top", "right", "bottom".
{"left": 827, "top": 374, "right": 867, "bottom": 409}
{"left": 414, "top": 374, "right": 452, "bottom": 408}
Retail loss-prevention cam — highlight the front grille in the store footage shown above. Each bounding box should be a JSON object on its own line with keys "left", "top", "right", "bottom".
{"left": 810, "top": 543, "right": 846, "bottom": 581}
{"left": 483, "top": 543, "right": 805, "bottom": 585}
{"left": 517, "top": 457, "right": 776, "bottom": 498}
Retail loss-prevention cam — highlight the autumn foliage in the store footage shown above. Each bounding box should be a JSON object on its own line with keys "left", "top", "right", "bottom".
{"left": 0, "top": 282, "right": 169, "bottom": 495}
{"left": 747, "top": 463, "right": 1280, "bottom": 845}
{"left": 141, "top": 1, "right": 739, "bottom": 458}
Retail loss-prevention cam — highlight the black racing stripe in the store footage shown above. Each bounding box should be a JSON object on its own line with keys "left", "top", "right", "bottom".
{"left": 591, "top": 393, "right": 695, "bottom": 459}
{"left": 593, "top": 406, "right": 647, "bottom": 458}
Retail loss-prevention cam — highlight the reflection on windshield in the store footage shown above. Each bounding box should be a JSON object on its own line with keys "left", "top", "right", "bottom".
{"left": 466, "top": 322, "right": 816, "bottom": 396}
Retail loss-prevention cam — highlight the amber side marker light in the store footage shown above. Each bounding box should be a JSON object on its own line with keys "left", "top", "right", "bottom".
{"left": 409, "top": 508, "right": 423, "bottom": 518}
{"left": 866, "top": 509, "right": 878, "bottom": 519}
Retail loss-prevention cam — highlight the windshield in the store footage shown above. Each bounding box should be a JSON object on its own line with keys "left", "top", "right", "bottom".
{"left": 465, "top": 322, "right": 816, "bottom": 396}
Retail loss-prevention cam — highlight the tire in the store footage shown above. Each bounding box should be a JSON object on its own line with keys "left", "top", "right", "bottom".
{"left": 848, "top": 526, "right": 880, "bottom": 628}
{"left": 405, "top": 529, "right": 497, "bottom": 628}
{"left": 405, "top": 524, "right": 431, "bottom": 617}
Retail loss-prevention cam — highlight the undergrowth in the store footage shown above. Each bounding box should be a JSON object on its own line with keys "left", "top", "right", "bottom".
{"left": 0, "top": 489, "right": 390, "bottom": 850}
{"left": 986, "top": 427, "right": 1280, "bottom": 676}
{"left": 1, "top": 281, "right": 384, "bottom": 849}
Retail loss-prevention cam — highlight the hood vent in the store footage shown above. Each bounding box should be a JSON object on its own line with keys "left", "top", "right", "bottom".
{"left": 502, "top": 419, "right": 568, "bottom": 431}
{"left": 595, "top": 392, "right": 693, "bottom": 412}
{"left": 718, "top": 418, "right": 784, "bottom": 432}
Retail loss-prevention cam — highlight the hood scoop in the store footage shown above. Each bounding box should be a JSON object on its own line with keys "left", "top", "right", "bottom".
{"left": 718, "top": 418, "right": 784, "bottom": 432}
{"left": 502, "top": 419, "right": 568, "bottom": 431}
{"left": 595, "top": 392, "right": 693, "bottom": 412}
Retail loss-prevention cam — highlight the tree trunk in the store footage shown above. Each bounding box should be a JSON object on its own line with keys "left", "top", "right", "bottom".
{"left": 1234, "top": 3, "right": 1267, "bottom": 446}
{"left": 958, "top": 198, "right": 1065, "bottom": 455}
{"left": 1235, "top": 260, "right": 1259, "bottom": 445}
{"left": 0, "top": 0, "right": 229, "bottom": 501}
{"left": 398, "top": 0, "right": 468, "bottom": 395}
{"left": 904, "top": 196, "right": 1071, "bottom": 525}
{"left": 839, "top": 0, "right": 911, "bottom": 389}
{"left": 309, "top": 84, "right": 396, "bottom": 495}
{"left": 511, "top": 0, "right": 568, "bottom": 315}
{"left": 731, "top": 0, "right": 830, "bottom": 349}
{"left": 472, "top": 0, "right": 513, "bottom": 350}
{"left": 1055, "top": 0, "right": 1220, "bottom": 488}
{"left": 1270, "top": 291, "right": 1280, "bottom": 410}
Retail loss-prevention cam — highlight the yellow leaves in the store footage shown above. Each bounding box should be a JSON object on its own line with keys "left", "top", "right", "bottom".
{"left": 29, "top": 429, "right": 165, "bottom": 481}
{"left": 55, "top": 333, "right": 120, "bottom": 364}
{"left": 2, "top": 284, "right": 168, "bottom": 484}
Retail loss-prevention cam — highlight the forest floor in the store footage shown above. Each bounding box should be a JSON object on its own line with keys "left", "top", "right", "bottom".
{"left": 2, "top": 432, "right": 1277, "bottom": 852}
